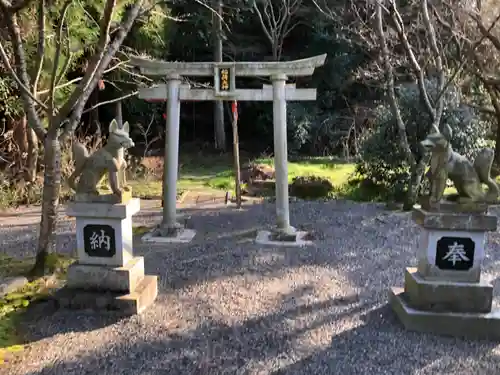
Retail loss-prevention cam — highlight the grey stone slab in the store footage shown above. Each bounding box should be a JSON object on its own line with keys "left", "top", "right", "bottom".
{"left": 0, "top": 276, "right": 28, "bottom": 297}
{"left": 417, "top": 198, "right": 489, "bottom": 214}
{"left": 389, "top": 287, "right": 500, "bottom": 340}
{"left": 114, "top": 275, "right": 158, "bottom": 315}
{"left": 404, "top": 267, "right": 493, "bottom": 313}
{"left": 255, "top": 230, "right": 313, "bottom": 247}
{"left": 412, "top": 208, "right": 497, "bottom": 232}
{"left": 66, "top": 256, "right": 145, "bottom": 293}
{"left": 53, "top": 274, "right": 158, "bottom": 315}
{"left": 66, "top": 198, "right": 140, "bottom": 219}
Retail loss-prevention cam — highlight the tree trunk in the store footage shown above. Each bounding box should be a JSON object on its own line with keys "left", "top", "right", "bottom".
{"left": 485, "top": 87, "right": 500, "bottom": 165}
{"left": 31, "top": 136, "right": 61, "bottom": 276}
{"left": 12, "top": 115, "right": 38, "bottom": 182}
{"left": 405, "top": 153, "right": 430, "bottom": 210}
{"left": 26, "top": 127, "right": 38, "bottom": 182}
{"left": 213, "top": 0, "right": 226, "bottom": 151}
{"left": 12, "top": 115, "right": 28, "bottom": 178}
{"left": 272, "top": 44, "right": 279, "bottom": 61}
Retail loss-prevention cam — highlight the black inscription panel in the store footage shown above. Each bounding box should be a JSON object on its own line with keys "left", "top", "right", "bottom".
{"left": 83, "top": 224, "right": 116, "bottom": 258}
{"left": 435, "top": 236, "right": 475, "bottom": 271}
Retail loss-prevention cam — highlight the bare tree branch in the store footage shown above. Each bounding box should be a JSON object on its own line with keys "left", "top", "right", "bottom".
{"left": 54, "top": 32, "right": 73, "bottom": 88}
{"left": 59, "top": 0, "right": 147, "bottom": 141}
{"left": 387, "top": 0, "right": 438, "bottom": 129}
{"left": 36, "top": 59, "right": 130, "bottom": 96}
{"left": 0, "top": 39, "right": 47, "bottom": 110}
{"left": 49, "top": 0, "right": 72, "bottom": 119}
{"left": 252, "top": 0, "right": 302, "bottom": 60}
{"left": 253, "top": 1, "right": 273, "bottom": 45}
{"left": 82, "top": 91, "right": 138, "bottom": 114}
{"left": 470, "top": 10, "right": 500, "bottom": 51}
{"left": 434, "top": 7, "right": 500, "bottom": 103}
{"left": 420, "top": 0, "right": 445, "bottom": 129}
{"left": 0, "top": 9, "right": 46, "bottom": 139}
{"left": 32, "top": 0, "right": 45, "bottom": 96}
{"left": 375, "top": 0, "right": 414, "bottom": 165}
{"left": 52, "top": 0, "right": 117, "bottom": 129}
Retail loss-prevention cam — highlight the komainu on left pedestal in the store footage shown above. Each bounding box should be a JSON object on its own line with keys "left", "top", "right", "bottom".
{"left": 68, "top": 118, "right": 134, "bottom": 204}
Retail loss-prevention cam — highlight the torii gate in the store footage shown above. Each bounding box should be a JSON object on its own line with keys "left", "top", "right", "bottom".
{"left": 130, "top": 54, "right": 326, "bottom": 245}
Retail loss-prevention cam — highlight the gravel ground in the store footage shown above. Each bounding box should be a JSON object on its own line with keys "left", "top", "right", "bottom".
{"left": 2, "top": 200, "right": 500, "bottom": 374}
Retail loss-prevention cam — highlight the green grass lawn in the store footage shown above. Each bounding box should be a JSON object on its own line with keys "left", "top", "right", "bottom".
{"left": 126, "top": 153, "right": 500, "bottom": 201}
{"left": 128, "top": 155, "right": 357, "bottom": 199}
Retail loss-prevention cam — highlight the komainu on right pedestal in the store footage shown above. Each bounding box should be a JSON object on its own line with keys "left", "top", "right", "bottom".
{"left": 389, "top": 125, "right": 500, "bottom": 340}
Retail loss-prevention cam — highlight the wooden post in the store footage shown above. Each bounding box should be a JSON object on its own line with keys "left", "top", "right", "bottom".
{"left": 115, "top": 100, "right": 126, "bottom": 188}
{"left": 213, "top": 0, "right": 226, "bottom": 150}
{"left": 232, "top": 100, "right": 242, "bottom": 208}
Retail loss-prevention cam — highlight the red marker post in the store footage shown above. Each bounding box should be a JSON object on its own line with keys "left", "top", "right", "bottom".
{"left": 231, "top": 101, "right": 242, "bottom": 208}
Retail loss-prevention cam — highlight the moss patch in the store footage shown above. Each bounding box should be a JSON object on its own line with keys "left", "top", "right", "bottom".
{"left": 132, "top": 226, "right": 152, "bottom": 236}
{"left": 0, "top": 254, "right": 74, "bottom": 364}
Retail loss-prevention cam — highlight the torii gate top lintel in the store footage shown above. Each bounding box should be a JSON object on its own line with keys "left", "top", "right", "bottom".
{"left": 129, "top": 54, "right": 327, "bottom": 77}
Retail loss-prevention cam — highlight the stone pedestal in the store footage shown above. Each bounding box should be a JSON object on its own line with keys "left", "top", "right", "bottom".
{"left": 390, "top": 202, "right": 500, "bottom": 340}
{"left": 58, "top": 198, "right": 158, "bottom": 315}
{"left": 255, "top": 229, "right": 313, "bottom": 247}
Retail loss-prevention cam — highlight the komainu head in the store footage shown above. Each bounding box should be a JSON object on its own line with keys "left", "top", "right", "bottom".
{"left": 108, "top": 119, "right": 135, "bottom": 149}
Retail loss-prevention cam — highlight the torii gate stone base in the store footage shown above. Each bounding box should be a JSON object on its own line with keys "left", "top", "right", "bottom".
{"left": 130, "top": 54, "right": 326, "bottom": 246}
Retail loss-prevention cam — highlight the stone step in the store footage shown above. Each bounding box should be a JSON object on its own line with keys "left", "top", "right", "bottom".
{"left": 114, "top": 275, "right": 158, "bottom": 315}
{"left": 53, "top": 274, "right": 158, "bottom": 315}
{"left": 404, "top": 267, "right": 493, "bottom": 314}
{"left": 66, "top": 256, "right": 145, "bottom": 293}
{"left": 389, "top": 287, "right": 500, "bottom": 340}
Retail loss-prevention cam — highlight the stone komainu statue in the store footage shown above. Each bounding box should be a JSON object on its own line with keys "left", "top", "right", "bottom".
{"left": 68, "top": 119, "right": 135, "bottom": 203}
{"left": 421, "top": 124, "right": 499, "bottom": 205}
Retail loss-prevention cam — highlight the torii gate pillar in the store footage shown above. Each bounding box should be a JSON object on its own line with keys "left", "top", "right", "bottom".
{"left": 272, "top": 74, "right": 293, "bottom": 235}
{"left": 163, "top": 75, "right": 182, "bottom": 233}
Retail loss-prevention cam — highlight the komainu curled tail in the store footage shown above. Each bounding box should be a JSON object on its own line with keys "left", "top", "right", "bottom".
{"left": 68, "top": 142, "right": 89, "bottom": 191}
{"left": 474, "top": 148, "right": 500, "bottom": 202}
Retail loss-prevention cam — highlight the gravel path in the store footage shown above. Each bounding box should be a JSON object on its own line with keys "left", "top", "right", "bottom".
{"left": 2, "top": 200, "right": 500, "bottom": 374}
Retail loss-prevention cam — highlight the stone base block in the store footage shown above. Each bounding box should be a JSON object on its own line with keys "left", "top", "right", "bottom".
{"left": 54, "top": 275, "right": 158, "bottom": 315}
{"left": 255, "top": 230, "right": 312, "bottom": 247}
{"left": 66, "top": 257, "right": 145, "bottom": 293}
{"left": 418, "top": 197, "right": 489, "bottom": 214}
{"left": 417, "top": 228, "right": 485, "bottom": 283}
{"left": 142, "top": 228, "right": 196, "bottom": 244}
{"left": 404, "top": 267, "right": 493, "bottom": 313}
{"left": 389, "top": 287, "right": 500, "bottom": 340}
{"left": 412, "top": 207, "right": 497, "bottom": 232}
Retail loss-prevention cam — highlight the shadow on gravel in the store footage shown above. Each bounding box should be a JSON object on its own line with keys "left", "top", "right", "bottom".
{"left": 16, "top": 301, "right": 500, "bottom": 375}
{"left": 0, "top": 227, "right": 76, "bottom": 259}
{"left": 139, "top": 201, "right": 415, "bottom": 296}
{"left": 16, "top": 294, "right": 374, "bottom": 375}
{"left": 271, "top": 305, "right": 500, "bottom": 375}
{"left": 19, "top": 301, "right": 130, "bottom": 344}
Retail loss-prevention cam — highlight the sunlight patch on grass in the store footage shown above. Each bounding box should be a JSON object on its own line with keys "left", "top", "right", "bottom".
{"left": 205, "top": 158, "right": 356, "bottom": 191}
{"left": 128, "top": 154, "right": 356, "bottom": 195}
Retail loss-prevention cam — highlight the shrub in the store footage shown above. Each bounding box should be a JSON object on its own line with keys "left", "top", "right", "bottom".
{"left": 354, "top": 80, "right": 489, "bottom": 201}
{"left": 290, "top": 175, "right": 334, "bottom": 199}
